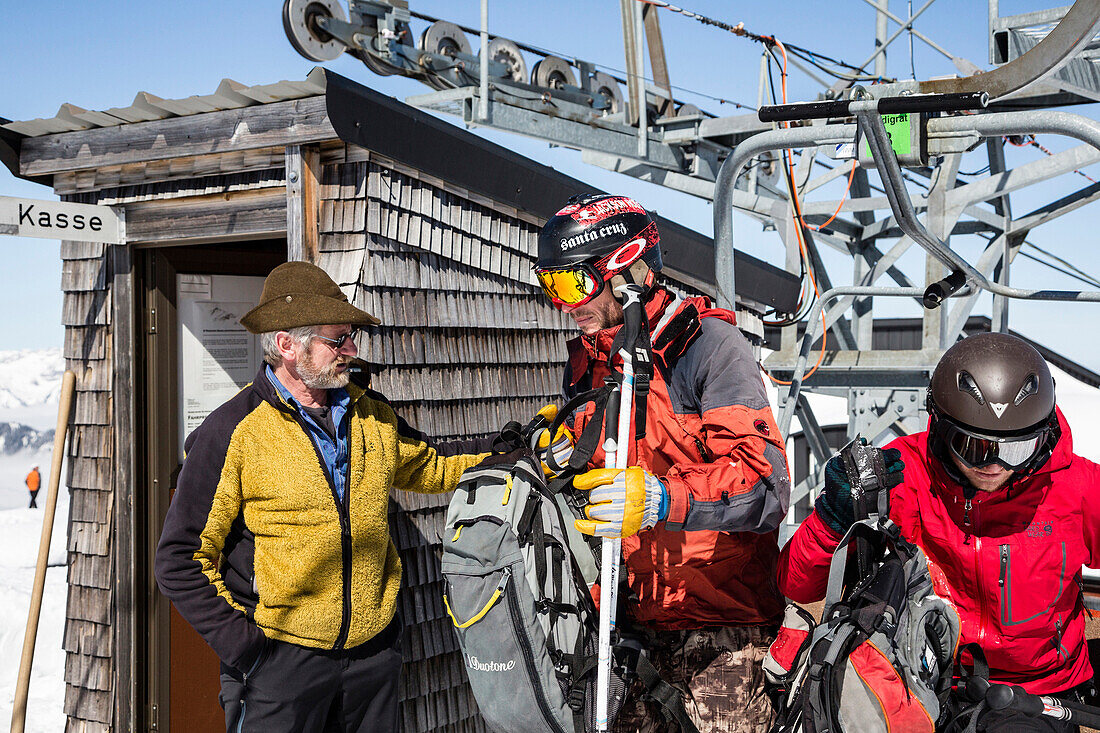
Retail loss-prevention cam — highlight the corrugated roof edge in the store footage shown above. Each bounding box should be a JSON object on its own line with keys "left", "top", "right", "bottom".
{"left": 0, "top": 120, "right": 51, "bottom": 186}
{"left": 1, "top": 67, "right": 329, "bottom": 138}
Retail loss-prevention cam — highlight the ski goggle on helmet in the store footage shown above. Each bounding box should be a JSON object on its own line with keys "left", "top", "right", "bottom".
{"left": 927, "top": 332, "right": 1058, "bottom": 475}
{"left": 534, "top": 194, "right": 662, "bottom": 308}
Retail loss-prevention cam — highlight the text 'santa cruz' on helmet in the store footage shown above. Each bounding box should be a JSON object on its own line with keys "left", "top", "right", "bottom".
{"left": 927, "top": 332, "right": 1059, "bottom": 476}
{"left": 536, "top": 193, "right": 663, "bottom": 277}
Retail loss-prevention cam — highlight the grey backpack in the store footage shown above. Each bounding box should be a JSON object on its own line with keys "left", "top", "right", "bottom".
{"left": 442, "top": 444, "right": 625, "bottom": 733}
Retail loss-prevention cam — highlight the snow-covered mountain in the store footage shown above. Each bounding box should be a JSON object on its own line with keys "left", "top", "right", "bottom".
{"left": 0, "top": 348, "right": 64, "bottom": 431}
{"left": 0, "top": 422, "right": 54, "bottom": 455}
{"left": 0, "top": 349, "right": 65, "bottom": 410}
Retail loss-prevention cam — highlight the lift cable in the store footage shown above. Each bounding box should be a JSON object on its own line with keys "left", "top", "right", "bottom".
{"left": 636, "top": 0, "right": 896, "bottom": 83}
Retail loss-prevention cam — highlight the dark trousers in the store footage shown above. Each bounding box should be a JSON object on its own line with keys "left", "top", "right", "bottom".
{"left": 28, "top": 490, "right": 38, "bottom": 508}
{"left": 220, "top": 616, "right": 402, "bottom": 733}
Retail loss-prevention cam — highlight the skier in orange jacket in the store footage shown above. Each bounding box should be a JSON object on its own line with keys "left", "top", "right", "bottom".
{"left": 26, "top": 465, "right": 40, "bottom": 509}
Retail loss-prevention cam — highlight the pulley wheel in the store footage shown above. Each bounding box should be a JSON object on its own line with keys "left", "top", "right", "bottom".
{"left": 283, "top": 0, "right": 346, "bottom": 62}
{"left": 419, "top": 20, "right": 472, "bottom": 60}
{"left": 675, "top": 103, "right": 702, "bottom": 118}
{"left": 481, "top": 37, "right": 527, "bottom": 84}
{"left": 354, "top": 19, "right": 413, "bottom": 77}
{"left": 591, "top": 71, "right": 623, "bottom": 114}
{"left": 532, "top": 56, "right": 577, "bottom": 91}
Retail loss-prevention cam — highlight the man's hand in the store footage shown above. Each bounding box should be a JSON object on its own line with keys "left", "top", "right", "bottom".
{"left": 573, "top": 467, "right": 668, "bottom": 538}
{"left": 527, "top": 403, "right": 574, "bottom": 475}
{"left": 537, "top": 423, "right": 574, "bottom": 476}
{"left": 815, "top": 441, "right": 904, "bottom": 534}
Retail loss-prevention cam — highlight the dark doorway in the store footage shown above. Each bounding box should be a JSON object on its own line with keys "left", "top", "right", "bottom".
{"left": 134, "top": 240, "right": 284, "bottom": 733}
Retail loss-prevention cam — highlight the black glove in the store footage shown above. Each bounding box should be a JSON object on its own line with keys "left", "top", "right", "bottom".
{"left": 815, "top": 440, "right": 904, "bottom": 534}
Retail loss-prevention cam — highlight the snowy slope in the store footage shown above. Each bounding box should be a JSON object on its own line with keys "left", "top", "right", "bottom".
{"left": 0, "top": 448, "right": 68, "bottom": 733}
{"left": 0, "top": 349, "right": 67, "bottom": 732}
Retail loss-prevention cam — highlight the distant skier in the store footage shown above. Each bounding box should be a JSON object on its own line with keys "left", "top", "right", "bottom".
{"left": 25, "top": 465, "right": 40, "bottom": 509}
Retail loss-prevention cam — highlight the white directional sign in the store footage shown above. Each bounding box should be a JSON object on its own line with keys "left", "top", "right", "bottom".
{"left": 0, "top": 195, "right": 121, "bottom": 244}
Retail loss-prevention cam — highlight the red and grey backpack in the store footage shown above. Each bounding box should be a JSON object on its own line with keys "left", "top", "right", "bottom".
{"left": 764, "top": 440, "right": 961, "bottom": 733}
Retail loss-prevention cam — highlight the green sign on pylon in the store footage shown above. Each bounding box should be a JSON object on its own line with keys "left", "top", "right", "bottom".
{"left": 858, "top": 112, "right": 927, "bottom": 167}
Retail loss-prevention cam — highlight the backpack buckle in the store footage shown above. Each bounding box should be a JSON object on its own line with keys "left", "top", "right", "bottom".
{"left": 568, "top": 685, "right": 586, "bottom": 712}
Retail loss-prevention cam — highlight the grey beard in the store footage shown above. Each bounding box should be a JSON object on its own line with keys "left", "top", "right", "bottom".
{"left": 298, "top": 355, "right": 351, "bottom": 390}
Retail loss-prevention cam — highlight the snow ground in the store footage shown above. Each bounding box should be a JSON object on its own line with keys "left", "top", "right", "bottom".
{"left": 0, "top": 445, "right": 68, "bottom": 733}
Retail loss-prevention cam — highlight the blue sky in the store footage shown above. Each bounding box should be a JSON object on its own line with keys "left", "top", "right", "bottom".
{"left": 3, "top": 1, "right": 1099, "bottom": 370}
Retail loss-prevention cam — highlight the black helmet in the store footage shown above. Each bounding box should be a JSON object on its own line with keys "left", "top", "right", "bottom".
{"left": 534, "top": 193, "right": 661, "bottom": 307}
{"left": 927, "top": 332, "right": 1059, "bottom": 478}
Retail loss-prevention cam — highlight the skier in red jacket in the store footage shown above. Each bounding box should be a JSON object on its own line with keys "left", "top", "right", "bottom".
{"left": 536, "top": 194, "right": 792, "bottom": 732}
{"left": 778, "top": 332, "right": 1100, "bottom": 732}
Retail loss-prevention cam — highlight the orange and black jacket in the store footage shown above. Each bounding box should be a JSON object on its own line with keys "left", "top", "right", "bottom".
{"left": 154, "top": 367, "right": 483, "bottom": 670}
{"left": 565, "top": 287, "right": 791, "bottom": 628}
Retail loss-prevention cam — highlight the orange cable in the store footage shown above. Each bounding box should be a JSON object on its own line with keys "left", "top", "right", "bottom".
{"left": 809, "top": 162, "right": 857, "bottom": 232}
{"left": 768, "top": 39, "right": 827, "bottom": 385}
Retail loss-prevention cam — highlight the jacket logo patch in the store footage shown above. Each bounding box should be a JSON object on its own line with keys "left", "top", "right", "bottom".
{"left": 754, "top": 419, "right": 770, "bottom": 436}
{"left": 1026, "top": 522, "right": 1053, "bottom": 538}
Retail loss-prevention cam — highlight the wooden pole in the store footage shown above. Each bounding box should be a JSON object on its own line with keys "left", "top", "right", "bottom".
{"left": 10, "top": 370, "right": 76, "bottom": 733}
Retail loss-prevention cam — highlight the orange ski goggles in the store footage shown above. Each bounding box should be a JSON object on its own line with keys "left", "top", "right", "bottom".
{"left": 534, "top": 263, "right": 605, "bottom": 308}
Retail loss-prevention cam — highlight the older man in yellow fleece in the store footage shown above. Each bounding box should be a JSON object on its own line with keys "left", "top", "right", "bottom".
{"left": 155, "top": 262, "right": 488, "bottom": 732}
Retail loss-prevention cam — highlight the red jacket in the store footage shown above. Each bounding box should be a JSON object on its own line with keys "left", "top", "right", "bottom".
{"left": 565, "top": 287, "right": 791, "bottom": 628}
{"left": 778, "top": 410, "right": 1100, "bottom": 694}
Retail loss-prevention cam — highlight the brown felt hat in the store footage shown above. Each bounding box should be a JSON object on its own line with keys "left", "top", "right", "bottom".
{"left": 240, "top": 261, "right": 380, "bottom": 334}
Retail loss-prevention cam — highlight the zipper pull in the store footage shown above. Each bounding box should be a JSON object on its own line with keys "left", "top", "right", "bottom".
{"left": 963, "top": 498, "right": 972, "bottom": 526}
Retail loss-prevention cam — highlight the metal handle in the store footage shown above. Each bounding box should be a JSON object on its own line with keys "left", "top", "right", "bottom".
{"left": 758, "top": 91, "right": 988, "bottom": 123}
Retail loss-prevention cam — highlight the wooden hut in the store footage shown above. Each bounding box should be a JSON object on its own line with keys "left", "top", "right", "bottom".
{"left": 1, "top": 69, "right": 798, "bottom": 732}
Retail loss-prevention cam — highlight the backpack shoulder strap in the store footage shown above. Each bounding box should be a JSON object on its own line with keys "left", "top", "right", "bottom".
{"left": 633, "top": 653, "right": 701, "bottom": 733}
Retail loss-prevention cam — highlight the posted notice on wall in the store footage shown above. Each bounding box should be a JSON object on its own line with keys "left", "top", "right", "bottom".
{"left": 177, "top": 273, "right": 265, "bottom": 459}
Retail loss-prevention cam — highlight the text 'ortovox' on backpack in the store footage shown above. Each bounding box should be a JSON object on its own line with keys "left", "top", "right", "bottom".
{"left": 764, "top": 439, "right": 961, "bottom": 733}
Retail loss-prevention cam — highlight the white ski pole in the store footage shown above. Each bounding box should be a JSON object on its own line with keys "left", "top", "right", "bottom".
{"left": 595, "top": 284, "right": 643, "bottom": 732}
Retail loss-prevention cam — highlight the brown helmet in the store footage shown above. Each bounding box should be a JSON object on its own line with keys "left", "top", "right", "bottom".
{"left": 927, "top": 332, "right": 1059, "bottom": 478}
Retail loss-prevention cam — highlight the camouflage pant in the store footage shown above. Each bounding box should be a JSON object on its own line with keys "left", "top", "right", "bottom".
{"left": 612, "top": 625, "right": 777, "bottom": 733}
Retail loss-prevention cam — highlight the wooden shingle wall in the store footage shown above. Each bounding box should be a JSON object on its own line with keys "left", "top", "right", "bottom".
{"left": 317, "top": 151, "right": 572, "bottom": 732}
{"left": 60, "top": 235, "right": 116, "bottom": 733}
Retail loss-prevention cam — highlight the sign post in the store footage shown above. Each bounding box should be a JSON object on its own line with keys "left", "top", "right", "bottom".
{"left": 0, "top": 196, "right": 122, "bottom": 244}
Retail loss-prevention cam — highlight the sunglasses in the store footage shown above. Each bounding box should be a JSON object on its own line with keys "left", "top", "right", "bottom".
{"left": 534, "top": 263, "right": 606, "bottom": 308}
{"left": 312, "top": 328, "right": 360, "bottom": 350}
{"left": 941, "top": 421, "right": 1047, "bottom": 472}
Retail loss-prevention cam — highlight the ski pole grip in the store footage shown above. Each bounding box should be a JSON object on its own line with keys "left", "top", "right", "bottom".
{"left": 985, "top": 684, "right": 1045, "bottom": 717}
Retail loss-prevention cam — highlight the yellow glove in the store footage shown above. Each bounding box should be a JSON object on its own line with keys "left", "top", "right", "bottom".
{"left": 573, "top": 467, "right": 669, "bottom": 538}
{"left": 538, "top": 423, "right": 574, "bottom": 476}
{"left": 530, "top": 403, "right": 574, "bottom": 476}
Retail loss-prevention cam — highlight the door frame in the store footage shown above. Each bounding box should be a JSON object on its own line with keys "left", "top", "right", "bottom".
{"left": 132, "top": 240, "right": 285, "bottom": 732}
